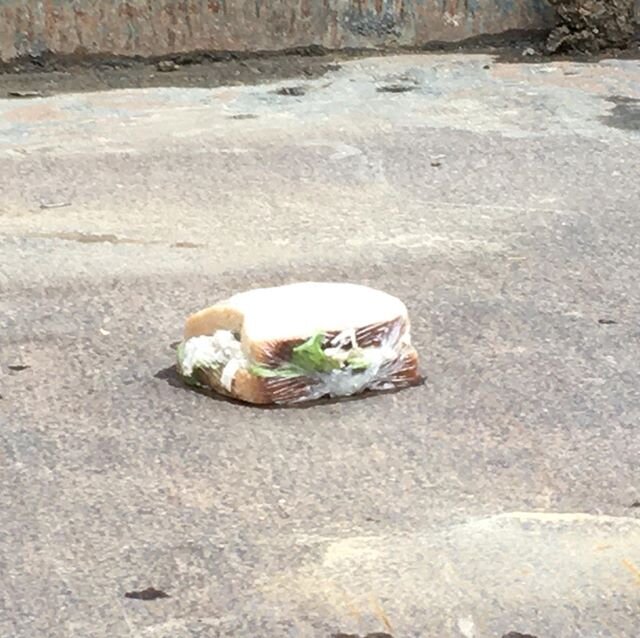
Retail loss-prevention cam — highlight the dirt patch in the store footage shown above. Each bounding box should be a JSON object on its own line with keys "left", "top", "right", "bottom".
{"left": 421, "top": 27, "right": 640, "bottom": 62}
{"left": 1, "top": 32, "right": 639, "bottom": 96}
{"left": 0, "top": 48, "right": 347, "bottom": 96}
{"left": 546, "top": 0, "right": 637, "bottom": 54}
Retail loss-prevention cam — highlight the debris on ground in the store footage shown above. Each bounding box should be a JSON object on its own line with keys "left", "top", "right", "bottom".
{"left": 156, "top": 60, "right": 179, "bottom": 72}
{"left": 377, "top": 83, "right": 415, "bottom": 93}
{"left": 274, "top": 85, "right": 307, "bottom": 96}
{"left": 7, "top": 90, "right": 43, "bottom": 99}
{"left": 124, "top": 587, "right": 170, "bottom": 601}
{"left": 229, "top": 113, "right": 259, "bottom": 120}
{"left": 39, "top": 201, "right": 71, "bottom": 210}
{"left": 8, "top": 365, "right": 30, "bottom": 372}
{"left": 546, "top": 0, "right": 637, "bottom": 54}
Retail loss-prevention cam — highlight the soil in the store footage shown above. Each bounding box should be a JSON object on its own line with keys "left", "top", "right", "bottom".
{"left": 546, "top": 0, "right": 637, "bottom": 53}
{"left": 0, "top": 32, "right": 638, "bottom": 97}
{"left": 0, "top": 47, "right": 347, "bottom": 97}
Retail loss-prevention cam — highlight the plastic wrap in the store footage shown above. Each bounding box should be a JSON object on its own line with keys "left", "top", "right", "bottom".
{"left": 177, "top": 317, "right": 420, "bottom": 405}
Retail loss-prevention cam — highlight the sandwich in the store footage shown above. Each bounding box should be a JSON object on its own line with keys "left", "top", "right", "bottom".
{"left": 176, "top": 282, "right": 421, "bottom": 404}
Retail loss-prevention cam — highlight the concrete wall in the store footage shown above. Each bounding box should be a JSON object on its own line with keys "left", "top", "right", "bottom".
{"left": 1, "top": 0, "right": 556, "bottom": 63}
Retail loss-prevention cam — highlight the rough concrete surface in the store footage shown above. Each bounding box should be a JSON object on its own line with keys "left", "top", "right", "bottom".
{"left": 0, "top": 0, "right": 556, "bottom": 63}
{"left": 1, "top": 54, "right": 640, "bottom": 637}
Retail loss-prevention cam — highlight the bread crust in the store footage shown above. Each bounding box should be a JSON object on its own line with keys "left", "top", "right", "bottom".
{"left": 183, "top": 304, "right": 244, "bottom": 339}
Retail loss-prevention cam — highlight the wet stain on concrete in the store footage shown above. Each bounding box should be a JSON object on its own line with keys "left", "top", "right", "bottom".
{"left": 29, "top": 232, "right": 161, "bottom": 245}
{"left": 602, "top": 96, "right": 640, "bottom": 132}
{"left": 31, "top": 232, "right": 134, "bottom": 244}
{"left": 171, "top": 241, "right": 205, "bottom": 248}
{"left": 30, "top": 232, "right": 208, "bottom": 249}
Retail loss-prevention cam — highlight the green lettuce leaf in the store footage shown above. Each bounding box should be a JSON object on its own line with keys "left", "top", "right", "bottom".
{"left": 290, "top": 333, "right": 342, "bottom": 373}
{"left": 249, "top": 363, "right": 305, "bottom": 378}
{"left": 249, "top": 332, "right": 370, "bottom": 378}
{"left": 345, "top": 350, "right": 370, "bottom": 371}
{"left": 177, "top": 341, "right": 186, "bottom": 363}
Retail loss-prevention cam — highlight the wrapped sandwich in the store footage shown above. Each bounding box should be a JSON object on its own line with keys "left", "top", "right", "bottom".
{"left": 176, "top": 282, "right": 421, "bottom": 404}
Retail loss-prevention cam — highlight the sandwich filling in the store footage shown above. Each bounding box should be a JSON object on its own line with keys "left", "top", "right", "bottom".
{"left": 177, "top": 330, "right": 246, "bottom": 391}
{"left": 177, "top": 329, "right": 401, "bottom": 395}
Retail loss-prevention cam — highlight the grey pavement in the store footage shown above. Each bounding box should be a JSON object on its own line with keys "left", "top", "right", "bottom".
{"left": 1, "top": 54, "right": 640, "bottom": 638}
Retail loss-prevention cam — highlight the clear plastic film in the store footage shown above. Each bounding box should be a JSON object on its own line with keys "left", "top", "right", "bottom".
{"left": 177, "top": 314, "right": 420, "bottom": 405}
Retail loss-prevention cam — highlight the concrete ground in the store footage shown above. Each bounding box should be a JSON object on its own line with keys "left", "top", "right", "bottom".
{"left": 1, "top": 54, "right": 640, "bottom": 638}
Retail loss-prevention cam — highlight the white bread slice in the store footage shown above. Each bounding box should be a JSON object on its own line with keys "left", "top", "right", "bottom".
{"left": 181, "top": 282, "right": 420, "bottom": 404}
{"left": 185, "top": 282, "right": 409, "bottom": 360}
